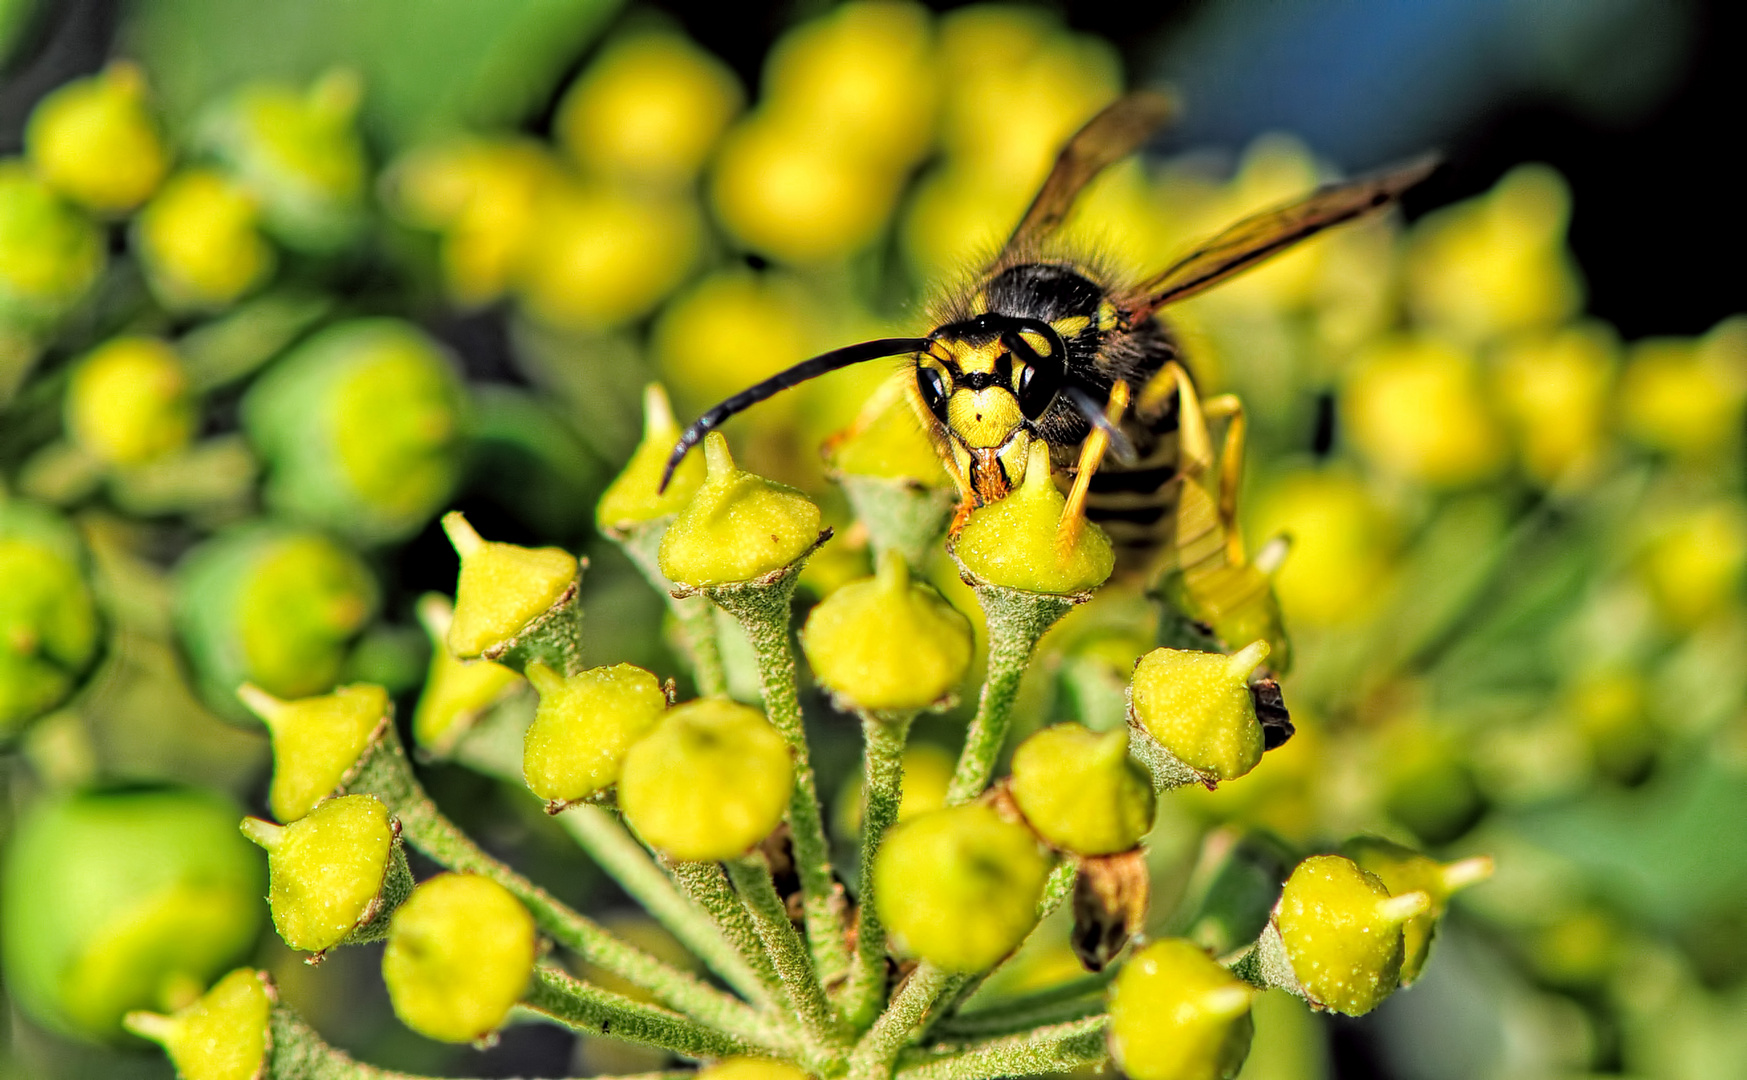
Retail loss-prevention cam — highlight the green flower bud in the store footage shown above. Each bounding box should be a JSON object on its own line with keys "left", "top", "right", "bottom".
{"left": 1129, "top": 642, "right": 1271, "bottom": 785}
{"left": 382, "top": 872, "right": 537, "bottom": 1044}
{"left": 800, "top": 549, "right": 972, "bottom": 711}
{"left": 134, "top": 169, "right": 274, "bottom": 312}
{"left": 125, "top": 968, "right": 272, "bottom": 1080}
{"left": 618, "top": 698, "right": 793, "bottom": 861}
{"left": 596, "top": 383, "right": 707, "bottom": 533}
{"left": 244, "top": 319, "right": 467, "bottom": 543}
{"left": 1107, "top": 939, "right": 1256, "bottom": 1080}
{"left": 196, "top": 70, "right": 368, "bottom": 252}
{"left": 25, "top": 62, "right": 169, "bottom": 214}
{"left": 952, "top": 441, "right": 1114, "bottom": 595}
{"left": 873, "top": 803, "right": 1053, "bottom": 972}
{"left": 0, "top": 160, "right": 104, "bottom": 329}
{"left": 238, "top": 682, "right": 390, "bottom": 823}
{"left": 0, "top": 499, "right": 99, "bottom": 737}
{"left": 175, "top": 524, "right": 378, "bottom": 712}
{"left": 241, "top": 794, "right": 413, "bottom": 956}
{"left": 442, "top": 511, "right": 582, "bottom": 667}
{"left": 1010, "top": 723, "right": 1155, "bottom": 856}
{"left": 410, "top": 594, "right": 523, "bottom": 755}
{"left": 64, "top": 336, "right": 196, "bottom": 466}
{"left": 658, "top": 433, "right": 825, "bottom": 588}
{"left": 0, "top": 788, "right": 264, "bottom": 1039}
{"left": 1272, "top": 854, "right": 1430, "bottom": 1015}
{"left": 522, "top": 661, "right": 666, "bottom": 804}
{"left": 828, "top": 388, "right": 957, "bottom": 570}
{"left": 698, "top": 1057, "right": 813, "bottom": 1080}
{"left": 1344, "top": 837, "right": 1492, "bottom": 985}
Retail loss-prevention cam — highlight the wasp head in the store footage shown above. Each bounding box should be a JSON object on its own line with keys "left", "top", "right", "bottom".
{"left": 917, "top": 314, "right": 1065, "bottom": 504}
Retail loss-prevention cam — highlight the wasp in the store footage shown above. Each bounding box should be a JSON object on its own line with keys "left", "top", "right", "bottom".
{"left": 662, "top": 92, "right": 1432, "bottom": 674}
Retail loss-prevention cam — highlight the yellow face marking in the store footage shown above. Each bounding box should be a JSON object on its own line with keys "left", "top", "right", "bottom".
{"left": 1096, "top": 300, "right": 1118, "bottom": 332}
{"left": 940, "top": 338, "right": 1005, "bottom": 376}
{"left": 1051, "top": 315, "right": 1091, "bottom": 338}
{"left": 946, "top": 388, "right": 1024, "bottom": 449}
{"left": 1018, "top": 329, "right": 1052, "bottom": 357}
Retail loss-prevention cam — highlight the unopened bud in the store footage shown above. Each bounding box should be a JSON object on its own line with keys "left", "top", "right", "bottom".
{"left": 0, "top": 162, "right": 104, "bottom": 329}
{"left": 800, "top": 549, "right": 972, "bottom": 711}
{"left": 1344, "top": 836, "right": 1492, "bottom": 985}
{"left": 1129, "top": 643, "right": 1270, "bottom": 784}
{"left": 658, "top": 433, "right": 824, "bottom": 588}
{"left": 1107, "top": 938, "right": 1256, "bottom": 1080}
{"left": 0, "top": 500, "right": 99, "bottom": 736}
{"left": 1273, "top": 854, "right": 1427, "bottom": 1015}
{"left": 1011, "top": 724, "right": 1155, "bottom": 855}
{"left": 698, "top": 1058, "right": 813, "bottom": 1080}
{"left": 26, "top": 62, "right": 169, "bottom": 214}
{"left": 596, "top": 384, "right": 707, "bottom": 533}
{"left": 124, "top": 968, "right": 272, "bottom": 1080}
{"left": 442, "top": 511, "right": 580, "bottom": 662}
{"left": 522, "top": 661, "right": 666, "bottom": 804}
{"left": 134, "top": 169, "right": 274, "bottom": 312}
{"left": 238, "top": 682, "right": 390, "bottom": 823}
{"left": 242, "top": 793, "right": 412, "bottom": 956}
{"left": 64, "top": 336, "right": 195, "bottom": 466}
{"left": 410, "top": 594, "right": 523, "bottom": 754}
{"left": 952, "top": 441, "right": 1114, "bottom": 595}
{"left": 382, "top": 873, "right": 537, "bottom": 1043}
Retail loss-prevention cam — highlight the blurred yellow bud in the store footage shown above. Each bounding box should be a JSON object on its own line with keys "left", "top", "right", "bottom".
{"left": 1252, "top": 469, "right": 1395, "bottom": 626}
{"left": 1345, "top": 836, "right": 1492, "bottom": 986}
{"left": 410, "top": 594, "right": 523, "bottom": 754}
{"left": 556, "top": 33, "right": 742, "bottom": 186}
{"left": 700, "top": 1058, "right": 811, "bottom": 1080}
{"left": 442, "top": 511, "right": 579, "bottom": 659}
{"left": 26, "top": 62, "right": 169, "bottom": 214}
{"left": 828, "top": 382, "right": 952, "bottom": 487}
{"left": 953, "top": 441, "right": 1114, "bottom": 594}
{"left": 0, "top": 161, "right": 104, "bottom": 329}
{"left": 517, "top": 181, "right": 702, "bottom": 331}
{"left": 1617, "top": 316, "right": 1747, "bottom": 460}
{"left": 135, "top": 169, "right": 274, "bottom": 312}
{"left": 1010, "top": 723, "right": 1155, "bottom": 855}
{"left": 1407, "top": 164, "right": 1582, "bottom": 343}
{"left": 1200, "top": 134, "right": 1328, "bottom": 311}
{"left": 835, "top": 741, "right": 954, "bottom": 837}
{"left": 1343, "top": 334, "right": 1507, "bottom": 487}
{"left": 1493, "top": 323, "right": 1616, "bottom": 486}
{"left": 64, "top": 336, "right": 195, "bottom": 467}
{"left": 652, "top": 268, "right": 817, "bottom": 419}
{"left": 1636, "top": 501, "right": 1747, "bottom": 631}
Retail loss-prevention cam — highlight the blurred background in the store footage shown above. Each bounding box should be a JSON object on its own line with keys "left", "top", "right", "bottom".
{"left": 0, "top": 0, "right": 1743, "bottom": 1078}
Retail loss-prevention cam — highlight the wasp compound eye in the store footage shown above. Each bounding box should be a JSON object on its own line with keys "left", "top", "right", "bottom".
{"left": 1015, "top": 360, "right": 1061, "bottom": 420}
{"left": 917, "top": 365, "right": 949, "bottom": 421}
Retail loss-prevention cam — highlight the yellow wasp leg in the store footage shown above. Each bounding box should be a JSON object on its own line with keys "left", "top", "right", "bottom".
{"left": 1057, "top": 379, "right": 1132, "bottom": 556}
{"left": 1200, "top": 393, "right": 1248, "bottom": 567}
{"left": 1136, "top": 362, "right": 1213, "bottom": 479}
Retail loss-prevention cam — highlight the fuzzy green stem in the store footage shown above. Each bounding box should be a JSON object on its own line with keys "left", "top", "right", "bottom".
{"left": 842, "top": 711, "right": 915, "bottom": 1030}
{"left": 946, "top": 586, "right": 1077, "bottom": 804}
{"left": 894, "top": 1015, "right": 1109, "bottom": 1080}
{"left": 347, "top": 726, "right": 779, "bottom": 1049}
{"left": 665, "top": 857, "right": 785, "bottom": 1008}
{"left": 932, "top": 974, "right": 1111, "bottom": 1039}
{"left": 847, "top": 963, "right": 955, "bottom": 1080}
{"left": 725, "top": 852, "right": 845, "bottom": 1060}
{"left": 609, "top": 521, "right": 728, "bottom": 696}
{"left": 524, "top": 966, "right": 761, "bottom": 1061}
{"left": 708, "top": 570, "right": 850, "bottom": 986}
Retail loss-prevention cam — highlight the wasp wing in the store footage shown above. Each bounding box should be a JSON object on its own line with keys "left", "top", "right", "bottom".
{"left": 999, "top": 90, "right": 1178, "bottom": 262}
{"left": 1128, "top": 155, "right": 1438, "bottom": 318}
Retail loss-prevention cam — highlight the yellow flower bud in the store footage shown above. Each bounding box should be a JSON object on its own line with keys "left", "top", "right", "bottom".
{"left": 237, "top": 682, "right": 390, "bottom": 823}
{"left": 64, "top": 336, "right": 195, "bottom": 466}
{"left": 800, "top": 550, "right": 972, "bottom": 711}
{"left": 1345, "top": 837, "right": 1492, "bottom": 985}
{"left": 410, "top": 594, "right": 523, "bottom": 754}
{"left": 1617, "top": 316, "right": 1747, "bottom": 460}
{"left": 699, "top": 1058, "right": 813, "bottom": 1080}
{"left": 952, "top": 441, "right": 1114, "bottom": 594}
{"left": 382, "top": 873, "right": 537, "bottom": 1044}
{"left": 1130, "top": 643, "right": 1270, "bottom": 783}
{"left": 1342, "top": 334, "right": 1506, "bottom": 488}
{"left": 516, "top": 181, "right": 702, "bottom": 332}
{"left": 828, "top": 385, "right": 953, "bottom": 487}
{"left": 597, "top": 384, "right": 707, "bottom": 533}
{"left": 124, "top": 968, "right": 272, "bottom": 1080}
{"left": 135, "top": 169, "right": 273, "bottom": 312}
{"left": 1492, "top": 324, "right": 1616, "bottom": 486}
{"left": 0, "top": 161, "right": 104, "bottom": 328}
{"left": 442, "top": 511, "right": 579, "bottom": 659}
{"left": 617, "top": 699, "right": 794, "bottom": 861}
{"left": 0, "top": 501, "right": 99, "bottom": 735}
{"left": 1250, "top": 469, "right": 1395, "bottom": 627}
{"left": 241, "top": 793, "right": 411, "bottom": 955}
{"left": 1107, "top": 939, "right": 1256, "bottom": 1080}
{"left": 1637, "top": 502, "right": 1747, "bottom": 631}
{"left": 556, "top": 33, "right": 743, "bottom": 186}
{"left": 522, "top": 661, "right": 667, "bottom": 803}
{"left": 26, "top": 62, "right": 169, "bottom": 214}
{"left": 657, "top": 433, "right": 824, "bottom": 588}
{"left": 1010, "top": 723, "right": 1155, "bottom": 855}
{"left": 873, "top": 803, "right": 1052, "bottom": 972}
{"left": 1273, "top": 854, "right": 1429, "bottom": 1015}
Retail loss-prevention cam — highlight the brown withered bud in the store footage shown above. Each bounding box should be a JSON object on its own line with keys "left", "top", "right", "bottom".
{"left": 1251, "top": 677, "right": 1294, "bottom": 750}
{"left": 1072, "top": 850, "right": 1151, "bottom": 972}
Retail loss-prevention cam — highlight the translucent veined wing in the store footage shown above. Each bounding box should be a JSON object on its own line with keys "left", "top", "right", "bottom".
{"left": 1127, "top": 155, "right": 1438, "bottom": 319}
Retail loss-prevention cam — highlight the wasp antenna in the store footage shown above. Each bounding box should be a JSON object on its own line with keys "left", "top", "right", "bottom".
{"left": 1060, "top": 385, "right": 1139, "bottom": 464}
{"left": 657, "top": 336, "right": 931, "bottom": 493}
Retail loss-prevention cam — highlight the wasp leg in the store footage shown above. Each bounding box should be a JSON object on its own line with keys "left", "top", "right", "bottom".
{"left": 1135, "top": 361, "right": 1214, "bottom": 478}
{"left": 1058, "top": 380, "right": 1132, "bottom": 556}
{"left": 1200, "top": 393, "right": 1248, "bottom": 566}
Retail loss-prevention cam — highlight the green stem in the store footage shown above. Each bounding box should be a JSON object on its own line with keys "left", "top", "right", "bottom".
{"left": 946, "top": 586, "right": 1076, "bottom": 805}
{"left": 348, "top": 726, "right": 778, "bottom": 1048}
{"left": 665, "top": 857, "right": 785, "bottom": 1009}
{"left": 725, "top": 853, "right": 845, "bottom": 1058}
{"left": 609, "top": 521, "right": 728, "bottom": 697}
{"left": 847, "top": 963, "right": 954, "bottom": 1080}
{"left": 931, "top": 975, "right": 1110, "bottom": 1039}
{"left": 931, "top": 860, "right": 1079, "bottom": 1028}
{"left": 842, "top": 711, "right": 915, "bottom": 1030}
{"left": 709, "top": 571, "right": 850, "bottom": 986}
{"left": 524, "top": 966, "right": 760, "bottom": 1061}
{"left": 894, "top": 1015, "right": 1109, "bottom": 1080}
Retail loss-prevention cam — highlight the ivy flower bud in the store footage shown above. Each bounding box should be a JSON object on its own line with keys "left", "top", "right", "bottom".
{"left": 443, "top": 512, "right": 583, "bottom": 670}
{"left": 618, "top": 699, "right": 794, "bottom": 861}
{"left": 873, "top": 803, "right": 1052, "bottom": 972}
{"left": 64, "top": 336, "right": 195, "bottom": 467}
{"left": 175, "top": 525, "right": 378, "bottom": 711}
{"left": 0, "top": 500, "right": 99, "bottom": 736}
{"left": 1617, "top": 317, "right": 1747, "bottom": 461}
{"left": 699, "top": 1057, "right": 812, "bottom": 1080}
{"left": 0, "top": 161, "right": 104, "bottom": 329}
{"left": 596, "top": 383, "right": 706, "bottom": 533}
{"left": 26, "top": 62, "right": 169, "bottom": 214}
{"left": 410, "top": 594, "right": 523, "bottom": 755}
{"left": 1107, "top": 939, "right": 1256, "bottom": 1080}
{"left": 241, "top": 794, "right": 413, "bottom": 956}
{"left": 1010, "top": 723, "right": 1155, "bottom": 855}
{"left": 800, "top": 549, "right": 972, "bottom": 711}
{"left": 1636, "top": 502, "right": 1747, "bottom": 631}
{"left": 1272, "top": 854, "right": 1430, "bottom": 1015}
{"left": 828, "top": 389, "right": 957, "bottom": 568}
{"left": 952, "top": 441, "right": 1114, "bottom": 595}
{"left": 522, "top": 661, "right": 667, "bottom": 804}
{"left": 124, "top": 968, "right": 272, "bottom": 1080}
{"left": 1344, "top": 837, "right": 1492, "bottom": 986}
{"left": 658, "top": 433, "right": 825, "bottom": 588}
{"left": 134, "top": 169, "right": 274, "bottom": 312}
{"left": 238, "top": 682, "right": 390, "bottom": 823}
{"left": 1342, "top": 334, "right": 1507, "bottom": 488}
{"left": 243, "top": 319, "right": 468, "bottom": 544}
{"left": 196, "top": 70, "right": 369, "bottom": 252}
{"left": 382, "top": 873, "right": 537, "bottom": 1044}
{"left": 517, "top": 181, "right": 703, "bottom": 332}
{"left": 1129, "top": 642, "right": 1271, "bottom": 785}
{"left": 0, "top": 788, "right": 263, "bottom": 1038}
